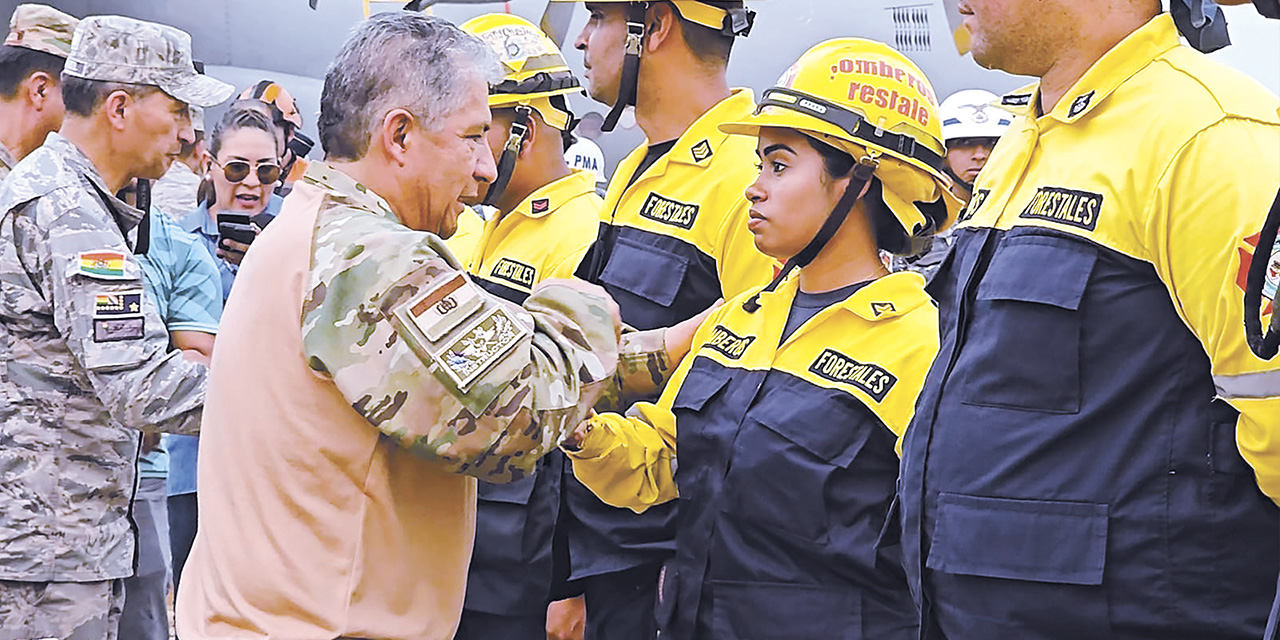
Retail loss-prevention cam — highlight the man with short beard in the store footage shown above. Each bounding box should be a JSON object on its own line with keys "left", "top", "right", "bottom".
{"left": 898, "top": 1, "right": 1280, "bottom": 638}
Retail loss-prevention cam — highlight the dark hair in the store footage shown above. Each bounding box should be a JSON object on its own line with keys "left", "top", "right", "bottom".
{"left": 0, "top": 45, "right": 65, "bottom": 100}
{"left": 803, "top": 135, "right": 856, "bottom": 180}
{"left": 60, "top": 75, "right": 159, "bottom": 117}
{"left": 663, "top": 1, "right": 739, "bottom": 66}
{"left": 199, "top": 107, "right": 282, "bottom": 207}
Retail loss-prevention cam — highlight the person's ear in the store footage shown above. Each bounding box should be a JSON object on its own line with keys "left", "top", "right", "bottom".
{"left": 380, "top": 108, "right": 415, "bottom": 166}
{"left": 25, "top": 72, "right": 54, "bottom": 110}
{"left": 102, "top": 90, "right": 133, "bottom": 132}
{"left": 518, "top": 116, "right": 538, "bottom": 160}
{"left": 645, "top": 3, "right": 677, "bottom": 52}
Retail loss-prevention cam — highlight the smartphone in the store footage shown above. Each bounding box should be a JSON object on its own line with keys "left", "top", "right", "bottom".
{"left": 217, "top": 212, "right": 256, "bottom": 246}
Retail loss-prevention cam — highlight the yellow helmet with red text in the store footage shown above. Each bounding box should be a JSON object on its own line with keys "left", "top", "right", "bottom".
{"left": 721, "top": 37, "right": 962, "bottom": 256}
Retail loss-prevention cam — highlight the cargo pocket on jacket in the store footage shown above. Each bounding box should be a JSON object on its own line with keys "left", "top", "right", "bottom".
{"left": 599, "top": 236, "right": 688, "bottom": 308}
{"left": 710, "top": 580, "right": 859, "bottom": 640}
{"left": 927, "top": 492, "right": 1108, "bottom": 585}
{"left": 721, "top": 395, "right": 872, "bottom": 544}
{"left": 960, "top": 235, "right": 1096, "bottom": 414}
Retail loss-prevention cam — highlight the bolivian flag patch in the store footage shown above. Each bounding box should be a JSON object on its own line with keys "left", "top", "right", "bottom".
{"left": 77, "top": 250, "right": 128, "bottom": 279}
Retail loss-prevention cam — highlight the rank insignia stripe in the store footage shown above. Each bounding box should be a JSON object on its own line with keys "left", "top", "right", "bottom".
{"left": 1002, "top": 93, "right": 1032, "bottom": 106}
{"left": 93, "top": 291, "right": 144, "bottom": 318}
{"left": 871, "top": 302, "right": 896, "bottom": 317}
{"left": 808, "top": 348, "right": 898, "bottom": 402}
{"left": 490, "top": 257, "right": 537, "bottom": 290}
{"left": 406, "top": 274, "right": 485, "bottom": 342}
{"left": 691, "top": 139, "right": 713, "bottom": 163}
{"left": 531, "top": 198, "right": 551, "bottom": 214}
{"left": 704, "top": 324, "right": 754, "bottom": 360}
{"left": 76, "top": 250, "right": 129, "bottom": 280}
{"left": 639, "top": 192, "right": 700, "bottom": 230}
{"left": 1067, "top": 90, "right": 1095, "bottom": 118}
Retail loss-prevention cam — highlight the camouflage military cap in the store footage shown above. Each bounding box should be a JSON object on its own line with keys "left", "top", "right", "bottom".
{"left": 190, "top": 105, "right": 205, "bottom": 133}
{"left": 4, "top": 4, "right": 78, "bottom": 58}
{"left": 63, "top": 15, "right": 234, "bottom": 108}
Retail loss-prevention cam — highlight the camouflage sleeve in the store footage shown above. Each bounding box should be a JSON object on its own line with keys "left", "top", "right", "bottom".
{"left": 302, "top": 216, "right": 619, "bottom": 484}
{"left": 593, "top": 327, "right": 673, "bottom": 413}
{"left": 17, "top": 195, "right": 206, "bottom": 434}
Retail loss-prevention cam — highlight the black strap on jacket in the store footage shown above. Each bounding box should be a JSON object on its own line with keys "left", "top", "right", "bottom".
{"left": 602, "top": 3, "right": 648, "bottom": 133}
{"left": 1245, "top": 185, "right": 1280, "bottom": 359}
{"left": 742, "top": 157, "right": 879, "bottom": 313}
{"left": 483, "top": 105, "right": 533, "bottom": 207}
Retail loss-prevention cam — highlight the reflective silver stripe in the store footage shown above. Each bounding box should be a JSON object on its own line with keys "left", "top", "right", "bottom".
{"left": 1214, "top": 369, "right": 1280, "bottom": 399}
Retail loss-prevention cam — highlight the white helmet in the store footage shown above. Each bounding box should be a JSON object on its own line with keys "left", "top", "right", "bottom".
{"left": 939, "top": 89, "right": 1013, "bottom": 144}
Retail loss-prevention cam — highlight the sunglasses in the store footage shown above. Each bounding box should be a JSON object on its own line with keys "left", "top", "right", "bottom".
{"left": 213, "top": 159, "right": 282, "bottom": 185}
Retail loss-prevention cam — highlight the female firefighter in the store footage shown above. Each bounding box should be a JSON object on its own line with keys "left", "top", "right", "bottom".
{"left": 560, "top": 38, "right": 961, "bottom": 639}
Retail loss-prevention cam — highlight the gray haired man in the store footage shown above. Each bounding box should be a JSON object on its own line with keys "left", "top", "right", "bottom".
{"left": 0, "top": 15, "right": 232, "bottom": 640}
{"left": 175, "top": 12, "right": 621, "bottom": 640}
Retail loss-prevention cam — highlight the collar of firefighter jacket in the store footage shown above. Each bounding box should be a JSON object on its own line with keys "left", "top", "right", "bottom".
{"left": 511, "top": 168, "right": 598, "bottom": 220}
{"left": 301, "top": 160, "right": 399, "bottom": 224}
{"left": 997, "top": 14, "right": 1181, "bottom": 125}
{"left": 751, "top": 268, "right": 932, "bottom": 328}
{"left": 645, "top": 88, "right": 756, "bottom": 174}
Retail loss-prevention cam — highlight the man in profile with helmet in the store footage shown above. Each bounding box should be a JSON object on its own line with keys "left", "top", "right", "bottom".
{"left": 450, "top": 13, "right": 603, "bottom": 640}
{"left": 544, "top": 2, "right": 776, "bottom": 637}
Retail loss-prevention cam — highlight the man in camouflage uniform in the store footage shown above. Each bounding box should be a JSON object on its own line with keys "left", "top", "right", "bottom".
{"left": 175, "top": 13, "right": 622, "bottom": 640}
{"left": 0, "top": 4, "right": 78, "bottom": 183}
{"left": 0, "top": 15, "right": 233, "bottom": 640}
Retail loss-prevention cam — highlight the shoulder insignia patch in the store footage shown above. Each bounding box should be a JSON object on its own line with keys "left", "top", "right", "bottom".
{"left": 705, "top": 324, "right": 754, "bottom": 360}
{"left": 691, "top": 139, "right": 713, "bottom": 163}
{"left": 531, "top": 198, "right": 550, "bottom": 214}
{"left": 435, "top": 306, "right": 528, "bottom": 391}
{"left": 640, "top": 192, "right": 700, "bottom": 230}
{"left": 870, "top": 302, "right": 896, "bottom": 317}
{"left": 94, "top": 291, "right": 143, "bottom": 318}
{"left": 490, "top": 257, "right": 537, "bottom": 290}
{"left": 1067, "top": 90, "right": 1095, "bottom": 118}
{"left": 93, "top": 318, "right": 144, "bottom": 342}
{"left": 1018, "top": 186, "right": 1103, "bottom": 231}
{"left": 808, "top": 348, "right": 897, "bottom": 402}
{"left": 402, "top": 273, "right": 484, "bottom": 342}
{"left": 77, "top": 250, "right": 128, "bottom": 279}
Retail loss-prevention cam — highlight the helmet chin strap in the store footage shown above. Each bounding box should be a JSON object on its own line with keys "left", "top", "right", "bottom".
{"left": 602, "top": 2, "right": 648, "bottom": 132}
{"left": 943, "top": 164, "right": 973, "bottom": 194}
{"left": 482, "top": 105, "right": 533, "bottom": 207}
{"left": 743, "top": 156, "right": 879, "bottom": 313}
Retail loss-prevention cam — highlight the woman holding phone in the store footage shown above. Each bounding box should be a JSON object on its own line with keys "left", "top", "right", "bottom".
{"left": 560, "top": 38, "right": 961, "bottom": 639}
{"left": 179, "top": 106, "right": 284, "bottom": 301}
{"left": 170, "top": 106, "right": 283, "bottom": 598}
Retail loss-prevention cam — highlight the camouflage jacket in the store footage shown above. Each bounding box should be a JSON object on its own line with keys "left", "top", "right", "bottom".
{"left": 299, "top": 162, "right": 619, "bottom": 484}
{"left": 0, "top": 139, "right": 16, "bottom": 184}
{"left": 0, "top": 133, "right": 207, "bottom": 581}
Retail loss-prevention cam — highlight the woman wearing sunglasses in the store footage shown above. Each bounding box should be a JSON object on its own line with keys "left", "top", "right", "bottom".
{"left": 560, "top": 39, "right": 961, "bottom": 639}
{"left": 170, "top": 106, "right": 283, "bottom": 603}
{"left": 180, "top": 107, "right": 284, "bottom": 301}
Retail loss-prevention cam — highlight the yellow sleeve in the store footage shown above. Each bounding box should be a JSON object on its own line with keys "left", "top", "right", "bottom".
{"left": 714, "top": 198, "right": 777, "bottom": 300}
{"left": 1145, "top": 115, "right": 1280, "bottom": 503}
{"left": 564, "top": 304, "right": 728, "bottom": 511}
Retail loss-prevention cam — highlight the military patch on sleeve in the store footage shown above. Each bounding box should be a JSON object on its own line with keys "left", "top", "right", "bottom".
{"left": 93, "top": 317, "right": 144, "bottom": 342}
{"left": 402, "top": 273, "right": 484, "bottom": 342}
{"left": 395, "top": 299, "right": 530, "bottom": 392}
{"left": 77, "top": 250, "right": 129, "bottom": 279}
{"left": 94, "top": 291, "right": 143, "bottom": 318}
